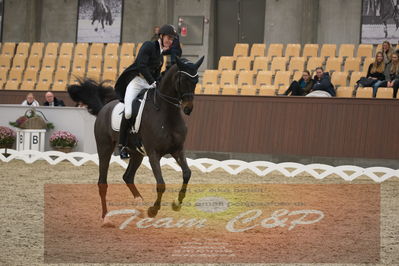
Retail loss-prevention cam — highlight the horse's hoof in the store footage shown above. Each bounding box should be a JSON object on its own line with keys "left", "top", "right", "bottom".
{"left": 101, "top": 216, "right": 115, "bottom": 228}
{"left": 147, "top": 206, "right": 159, "bottom": 217}
{"left": 95, "top": 28, "right": 98, "bottom": 32}
{"left": 172, "top": 200, "right": 182, "bottom": 211}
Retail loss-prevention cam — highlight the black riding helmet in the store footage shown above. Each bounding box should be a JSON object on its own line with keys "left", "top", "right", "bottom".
{"left": 158, "top": 24, "right": 177, "bottom": 38}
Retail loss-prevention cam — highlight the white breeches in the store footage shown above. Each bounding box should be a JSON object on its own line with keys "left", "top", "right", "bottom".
{"left": 124, "top": 76, "right": 151, "bottom": 119}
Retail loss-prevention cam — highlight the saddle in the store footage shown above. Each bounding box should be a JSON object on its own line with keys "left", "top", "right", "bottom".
{"left": 111, "top": 89, "right": 149, "bottom": 132}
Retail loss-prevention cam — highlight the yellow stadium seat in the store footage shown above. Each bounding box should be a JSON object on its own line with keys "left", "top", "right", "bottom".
{"left": 256, "top": 71, "right": 273, "bottom": 86}
{"left": 267, "top": 43, "right": 283, "bottom": 58}
{"left": 252, "top": 56, "right": 269, "bottom": 72}
{"left": 87, "top": 69, "right": 101, "bottom": 81}
{"left": 20, "top": 80, "right": 35, "bottom": 91}
{"left": 11, "top": 55, "right": 27, "bottom": 70}
{"left": 35, "top": 82, "right": 51, "bottom": 91}
{"left": 195, "top": 83, "right": 202, "bottom": 94}
{"left": 240, "top": 84, "right": 257, "bottom": 95}
{"left": 69, "top": 69, "right": 85, "bottom": 83}
{"left": 349, "top": 71, "right": 366, "bottom": 87}
{"left": 259, "top": 85, "right": 276, "bottom": 96}
{"left": 331, "top": 71, "right": 348, "bottom": 87}
{"left": 338, "top": 44, "right": 355, "bottom": 58}
{"left": 44, "top": 42, "right": 59, "bottom": 57}
{"left": 37, "top": 70, "right": 53, "bottom": 84}
{"left": 289, "top": 57, "right": 305, "bottom": 72}
{"left": 88, "top": 56, "right": 102, "bottom": 72}
{"left": 23, "top": 69, "right": 38, "bottom": 82}
{"left": 30, "top": 42, "right": 45, "bottom": 57}
{"left": 376, "top": 87, "right": 393, "bottom": 98}
{"left": 356, "top": 87, "right": 373, "bottom": 98}
{"left": 1, "top": 42, "right": 16, "bottom": 56}
{"left": 237, "top": 70, "right": 254, "bottom": 87}
{"left": 274, "top": 71, "right": 291, "bottom": 87}
{"left": 307, "top": 57, "right": 324, "bottom": 71}
{"left": 119, "top": 56, "right": 134, "bottom": 73}
{"left": 74, "top": 43, "right": 89, "bottom": 58}
{"left": 103, "top": 69, "right": 117, "bottom": 82}
{"left": 26, "top": 56, "right": 41, "bottom": 70}
{"left": 57, "top": 55, "right": 71, "bottom": 72}
{"left": 203, "top": 84, "right": 220, "bottom": 95}
{"left": 375, "top": 44, "right": 383, "bottom": 54}
{"left": 0, "top": 80, "right": 4, "bottom": 89}
{"left": 320, "top": 44, "right": 336, "bottom": 58}
{"left": 285, "top": 44, "right": 301, "bottom": 57}
{"left": 52, "top": 80, "right": 68, "bottom": 91}
{"left": 104, "top": 56, "right": 118, "bottom": 71}
{"left": 15, "top": 42, "right": 30, "bottom": 57}
{"left": 0, "top": 55, "right": 12, "bottom": 69}
{"left": 219, "top": 70, "right": 236, "bottom": 86}
{"left": 325, "top": 57, "right": 343, "bottom": 72}
{"left": 363, "top": 58, "right": 374, "bottom": 72}
{"left": 135, "top": 43, "right": 143, "bottom": 56}
{"left": 235, "top": 56, "right": 251, "bottom": 71}
{"left": 0, "top": 69, "right": 8, "bottom": 83}
{"left": 8, "top": 68, "right": 23, "bottom": 82}
{"left": 336, "top": 86, "right": 354, "bottom": 97}
{"left": 72, "top": 56, "right": 87, "bottom": 72}
{"left": 105, "top": 43, "right": 119, "bottom": 57}
{"left": 233, "top": 43, "right": 249, "bottom": 57}
{"left": 90, "top": 43, "right": 104, "bottom": 57}
{"left": 4, "top": 80, "right": 20, "bottom": 90}
{"left": 221, "top": 84, "right": 238, "bottom": 95}
{"left": 302, "top": 44, "right": 319, "bottom": 57}
{"left": 218, "top": 56, "right": 235, "bottom": 70}
{"left": 292, "top": 70, "right": 302, "bottom": 81}
{"left": 357, "top": 44, "right": 373, "bottom": 58}
{"left": 250, "top": 43, "right": 266, "bottom": 59}
{"left": 59, "top": 43, "right": 74, "bottom": 56}
{"left": 202, "top": 70, "right": 219, "bottom": 85}
{"left": 344, "top": 57, "right": 361, "bottom": 72}
{"left": 120, "top": 43, "right": 135, "bottom": 57}
{"left": 41, "top": 56, "right": 57, "bottom": 71}
{"left": 54, "top": 69, "right": 69, "bottom": 84}
{"left": 270, "top": 57, "right": 288, "bottom": 72}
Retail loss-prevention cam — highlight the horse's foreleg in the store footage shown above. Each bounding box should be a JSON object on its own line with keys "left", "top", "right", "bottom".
{"left": 123, "top": 151, "right": 144, "bottom": 199}
{"left": 383, "top": 21, "right": 388, "bottom": 38}
{"left": 171, "top": 150, "right": 191, "bottom": 211}
{"left": 147, "top": 153, "right": 165, "bottom": 217}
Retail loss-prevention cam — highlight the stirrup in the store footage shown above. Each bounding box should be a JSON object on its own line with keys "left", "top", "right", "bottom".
{"left": 119, "top": 146, "right": 130, "bottom": 159}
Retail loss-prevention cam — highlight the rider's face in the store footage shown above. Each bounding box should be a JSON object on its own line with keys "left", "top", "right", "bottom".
{"left": 161, "top": 35, "right": 174, "bottom": 50}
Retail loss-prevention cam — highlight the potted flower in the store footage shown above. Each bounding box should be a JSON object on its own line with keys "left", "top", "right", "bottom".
{"left": 49, "top": 130, "right": 78, "bottom": 153}
{"left": 0, "top": 126, "right": 16, "bottom": 150}
{"left": 9, "top": 108, "right": 54, "bottom": 130}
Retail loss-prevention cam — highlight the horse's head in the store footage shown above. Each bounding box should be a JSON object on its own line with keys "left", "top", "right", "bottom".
{"left": 174, "top": 56, "right": 204, "bottom": 115}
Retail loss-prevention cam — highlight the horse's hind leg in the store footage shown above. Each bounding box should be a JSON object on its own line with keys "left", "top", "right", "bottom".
{"left": 147, "top": 153, "right": 165, "bottom": 217}
{"left": 123, "top": 151, "right": 144, "bottom": 200}
{"left": 171, "top": 150, "right": 191, "bottom": 211}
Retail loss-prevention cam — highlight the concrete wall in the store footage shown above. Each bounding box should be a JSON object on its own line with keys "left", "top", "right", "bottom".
{"left": 3, "top": 0, "right": 30, "bottom": 41}
{"left": 0, "top": 105, "right": 97, "bottom": 153}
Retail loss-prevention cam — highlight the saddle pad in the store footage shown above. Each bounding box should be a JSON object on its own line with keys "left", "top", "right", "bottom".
{"left": 111, "top": 90, "right": 148, "bottom": 132}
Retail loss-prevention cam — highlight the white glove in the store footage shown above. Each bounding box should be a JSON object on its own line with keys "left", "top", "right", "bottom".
{"left": 149, "top": 81, "right": 157, "bottom": 89}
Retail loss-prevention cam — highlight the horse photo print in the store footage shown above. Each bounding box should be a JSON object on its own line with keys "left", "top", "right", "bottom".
{"left": 361, "top": 0, "right": 399, "bottom": 43}
{"left": 77, "top": 0, "right": 123, "bottom": 43}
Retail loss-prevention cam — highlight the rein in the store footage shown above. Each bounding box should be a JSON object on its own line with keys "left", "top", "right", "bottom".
{"left": 154, "top": 70, "right": 198, "bottom": 109}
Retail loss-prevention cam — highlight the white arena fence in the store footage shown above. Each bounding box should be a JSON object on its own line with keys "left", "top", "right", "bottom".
{"left": 1, "top": 149, "right": 398, "bottom": 183}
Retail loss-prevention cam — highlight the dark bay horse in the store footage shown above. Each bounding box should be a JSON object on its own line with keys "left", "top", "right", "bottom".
{"left": 68, "top": 56, "right": 204, "bottom": 225}
{"left": 91, "top": 1, "right": 113, "bottom": 31}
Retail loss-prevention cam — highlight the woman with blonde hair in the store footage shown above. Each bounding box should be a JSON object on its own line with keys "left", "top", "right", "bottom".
{"left": 380, "top": 52, "right": 399, "bottom": 98}
{"left": 366, "top": 51, "right": 385, "bottom": 97}
{"left": 381, "top": 40, "right": 394, "bottom": 64}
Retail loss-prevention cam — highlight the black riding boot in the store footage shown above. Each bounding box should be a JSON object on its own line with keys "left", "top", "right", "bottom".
{"left": 118, "top": 116, "right": 130, "bottom": 159}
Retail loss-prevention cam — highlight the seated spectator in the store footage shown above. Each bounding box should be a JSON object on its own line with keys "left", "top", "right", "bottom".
{"left": 306, "top": 67, "right": 336, "bottom": 97}
{"left": 283, "top": 70, "right": 314, "bottom": 96}
{"left": 43, "top": 91, "right": 65, "bottom": 106}
{"left": 379, "top": 52, "right": 399, "bottom": 98}
{"left": 381, "top": 40, "right": 394, "bottom": 64}
{"left": 364, "top": 51, "right": 386, "bottom": 97}
{"left": 21, "top": 92, "right": 40, "bottom": 107}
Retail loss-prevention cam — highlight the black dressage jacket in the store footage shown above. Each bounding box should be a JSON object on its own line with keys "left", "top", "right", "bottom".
{"left": 115, "top": 40, "right": 164, "bottom": 101}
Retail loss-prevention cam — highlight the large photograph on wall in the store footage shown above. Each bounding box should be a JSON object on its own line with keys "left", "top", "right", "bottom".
{"left": 77, "top": 0, "right": 123, "bottom": 43}
{"left": 361, "top": 0, "right": 399, "bottom": 44}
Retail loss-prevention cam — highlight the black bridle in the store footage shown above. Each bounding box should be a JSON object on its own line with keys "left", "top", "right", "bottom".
{"left": 155, "top": 70, "right": 198, "bottom": 108}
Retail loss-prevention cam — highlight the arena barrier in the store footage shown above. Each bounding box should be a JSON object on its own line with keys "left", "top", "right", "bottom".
{"left": 1, "top": 149, "right": 398, "bottom": 183}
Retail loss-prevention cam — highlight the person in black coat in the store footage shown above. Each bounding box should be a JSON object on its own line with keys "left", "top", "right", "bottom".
{"left": 306, "top": 67, "right": 336, "bottom": 97}
{"left": 163, "top": 34, "right": 182, "bottom": 70}
{"left": 283, "top": 70, "right": 314, "bottom": 96}
{"left": 43, "top": 91, "right": 65, "bottom": 106}
{"left": 115, "top": 24, "right": 177, "bottom": 159}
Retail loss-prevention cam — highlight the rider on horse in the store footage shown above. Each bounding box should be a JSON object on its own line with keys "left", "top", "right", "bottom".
{"left": 115, "top": 24, "right": 177, "bottom": 159}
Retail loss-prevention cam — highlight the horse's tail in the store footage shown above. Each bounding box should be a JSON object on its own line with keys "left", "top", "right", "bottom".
{"left": 67, "top": 78, "right": 118, "bottom": 116}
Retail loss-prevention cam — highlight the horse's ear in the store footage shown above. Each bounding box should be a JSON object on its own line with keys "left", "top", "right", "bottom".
{"left": 175, "top": 56, "right": 184, "bottom": 69}
{"left": 194, "top": 56, "right": 205, "bottom": 69}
